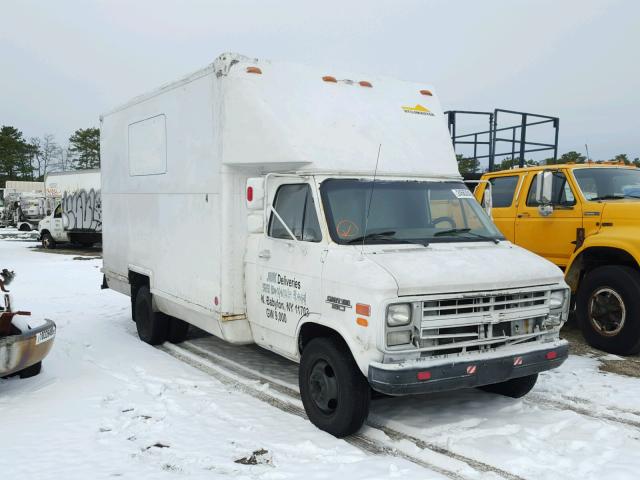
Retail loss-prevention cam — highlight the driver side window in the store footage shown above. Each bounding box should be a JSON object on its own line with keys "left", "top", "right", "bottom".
{"left": 54, "top": 204, "right": 62, "bottom": 218}
{"left": 268, "top": 184, "right": 322, "bottom": 242}
{"left": 526, "top": 172, "right": 576, "bottom": 207}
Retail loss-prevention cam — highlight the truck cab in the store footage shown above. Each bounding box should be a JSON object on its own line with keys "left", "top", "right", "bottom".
{"left": 38, "top": 203, "right": 70, "bottom": 248}
{"left": 476, "top": 164, "right": 640, "bottom": 354}
{"left": 244, "top": 172, "right": 569, "bottom": 435}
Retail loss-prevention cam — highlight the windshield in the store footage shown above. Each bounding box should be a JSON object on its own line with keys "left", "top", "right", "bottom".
{"left": 573, "top": 168, "right": 640, "bottom": 201}
{"left": 320, "top": 179, "right": 504, "bottom": 245}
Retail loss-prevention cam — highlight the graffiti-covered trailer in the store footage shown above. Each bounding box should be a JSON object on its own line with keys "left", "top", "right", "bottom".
{"left": 101, "top": 53, "right": 570, "bottom": 437}
{"left": 38, "top": 170, "right": 101, "bottom": 248}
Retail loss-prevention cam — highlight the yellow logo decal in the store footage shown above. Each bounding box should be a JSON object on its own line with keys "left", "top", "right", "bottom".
{"left": 402, "top": 104, "right": 435, "bottom": 116}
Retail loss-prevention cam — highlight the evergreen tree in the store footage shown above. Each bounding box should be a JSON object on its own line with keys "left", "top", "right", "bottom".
{"left": 68, "top": 127, "right": 100, "bottom": 169}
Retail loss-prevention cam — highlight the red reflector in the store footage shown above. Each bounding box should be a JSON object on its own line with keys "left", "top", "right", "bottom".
{"left": 466, "top": 365, "right": 477, "bottom": 375}
{"left": 358, "top": 80, "right": 373, "bottom": 88}
{"left": 417, "top": 371, "right": 431, "bottom": 381}
{"left": 514, "top": 356, "right": 523, "bottom": 366}
{"left": 545, "top": 351, "right": 558, "bottom": 360}
{"left": 247, "top": 186, "right": 253, "bottom": 202}
{"left": 214, "top": 296, "right": 219, "bottom": 306}
{"left": 420, "top": 89, "right": 433, "bottom": 96}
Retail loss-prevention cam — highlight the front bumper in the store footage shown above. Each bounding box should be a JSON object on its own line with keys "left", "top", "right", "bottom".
{"left": 0, "top": 319, "right": 56, "bottom": 377}
{"left": 368, "top": 340, "right": 569, "bottom": 395}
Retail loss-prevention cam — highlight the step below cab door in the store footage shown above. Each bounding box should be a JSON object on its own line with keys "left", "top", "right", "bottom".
{"left": 252, "top": 179, "right": 326, "bottom": 357}
{"left": 514, "top": 170, "right": 583, "bottom": 267}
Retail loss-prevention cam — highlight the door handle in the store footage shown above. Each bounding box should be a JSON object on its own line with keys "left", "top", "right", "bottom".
{"left": 258, "top": 249, "right": 271, "bottom": 260}
{"left": 517, "top": 212, "right": 530, "bottom": 218}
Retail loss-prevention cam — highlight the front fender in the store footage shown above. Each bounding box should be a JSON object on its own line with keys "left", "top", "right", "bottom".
{"left": 565, "top": 229, "right": 640, "bottom": 290}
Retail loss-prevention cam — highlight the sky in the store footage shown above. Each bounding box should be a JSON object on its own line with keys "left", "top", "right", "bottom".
{"left": 1, "top": 0, "right": 638, "bottom": 163}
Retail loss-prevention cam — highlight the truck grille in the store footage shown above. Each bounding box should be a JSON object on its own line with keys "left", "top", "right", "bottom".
{"left": 417, "top": 288, "right": 552, "bottom": 355}
{"left": 422, "top": 290, "right": 548, "bottom": 319}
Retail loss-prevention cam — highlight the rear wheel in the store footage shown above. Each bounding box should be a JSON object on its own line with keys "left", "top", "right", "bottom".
{"left": 478, "top": 373, "right": 538, "bottom": 398}
{"left": 18, "top": 223, "right": 31, "bottom": 232}
{"left": 299, "top": 337, "right": 370, "bottom": 437}
{"left": 134, "top": 286, "right": 168, "bottom": 345}
{"left": 41, "top": 232, "right": 56, "bottom": 249}
{"left": 576, "top": 265, "right": 640, "bottom": 355}
{"left": 166, "top": 316, "right": 190, "bottom": 344}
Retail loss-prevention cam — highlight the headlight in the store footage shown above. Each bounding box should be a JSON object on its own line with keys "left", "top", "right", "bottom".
{"left": 550, "top": 289, "right": 568, "bottom": 310}
{"left": 387, "top": 303, "right": 412, "bottom": 327}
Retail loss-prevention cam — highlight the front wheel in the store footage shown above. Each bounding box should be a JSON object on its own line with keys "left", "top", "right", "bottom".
{"left": 41, "top": 232, "right": 56, "bottom": 249}
{"left": 478, "top": 373, "right": 538, "bottom": 398}
{"left": 576, "top": 265, "right": 640, "bottom": 355}
{"left": 299, "top": 337, "right": 370, "bottom": 437}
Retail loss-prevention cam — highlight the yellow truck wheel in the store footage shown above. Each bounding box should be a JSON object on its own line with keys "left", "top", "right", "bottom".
{"left": 576, "top": 265, "right": 640, "bottom": 355}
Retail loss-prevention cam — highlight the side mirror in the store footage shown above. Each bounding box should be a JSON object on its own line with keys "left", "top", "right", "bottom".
{"left": 538, "top": 204, "right": 554, "bottom": 217}
{"left": 535, "top": 171, "right": 554, "bottom": 205}
{"left": 482, "top": 183, "right": 493, "bottom": 218}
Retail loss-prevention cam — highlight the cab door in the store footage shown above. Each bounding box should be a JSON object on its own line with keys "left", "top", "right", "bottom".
{"left": 51, "top": 203, "right": 68, "bottom": 242}
{"left": 480, "top": 174, "right": 522, "bottom": 241}
{"left": 254, "top": 179, "right": 326, "bottom": 357}
{"left": 514, "top": 170, "right": 583, "bottom": 267}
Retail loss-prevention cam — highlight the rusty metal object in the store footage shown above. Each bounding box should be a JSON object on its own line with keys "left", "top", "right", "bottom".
{"left": 0, "top": 319, "right": 56, "bottom": 377}
{"left": 1, "top": 274, "right": 57, "bottom": 377}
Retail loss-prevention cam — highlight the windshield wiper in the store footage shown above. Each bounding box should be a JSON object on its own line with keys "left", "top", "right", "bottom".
{"left": 433, "top": 228, "right": 500, "bottom": 244}
{"left": 346, "top": 231, "right": 428, "bottom": 246}
{"left": 590, "top": 195, "right": 626, "bottom": 201}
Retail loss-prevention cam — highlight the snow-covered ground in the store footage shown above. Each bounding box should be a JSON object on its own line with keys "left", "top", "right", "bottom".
{"left": 2, "top": 231, "right": 640, "bottom": 480}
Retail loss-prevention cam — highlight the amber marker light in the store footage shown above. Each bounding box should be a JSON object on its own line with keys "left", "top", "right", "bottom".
{"left": 420, "top": 89, "right": 433, "bottom": 96}
{"left": 356, "top": 303, "right": 371, "bottom": 316}
{"left": 322, "top": 76, "right": 338, "bottom": 83}
{"left": 356, "top": 317, "right": 369, "bottom": 327}
{"left": 246, "top": 66, "right": 262, "bottom": 74}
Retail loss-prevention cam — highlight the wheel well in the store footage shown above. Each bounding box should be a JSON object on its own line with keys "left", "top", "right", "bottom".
{"left": 298, "top": 323, "right": 347, "bottom": 354}
{"left": 567, "top": 247, "right": 639, "bottom": 290}
{"left": 40, "top": 229, "right": 50, "bottom": 236}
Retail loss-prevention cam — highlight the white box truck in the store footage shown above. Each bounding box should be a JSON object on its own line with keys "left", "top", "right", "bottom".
{"left": 38, "top": 170, "right": 102, "bottom": 248}
{"left": 101, "top": 53, "right": 570, "bottom": 437}
{"left": 1, "top": 181, "right": 46, "bottom": 230}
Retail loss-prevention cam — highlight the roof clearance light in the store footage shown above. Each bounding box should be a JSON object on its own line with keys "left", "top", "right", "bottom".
{"left": 246, "top": 67, "right": 262, "bottom": 74}
{"left": 247, "top": 186, "right": 254, "bottom": 202}
{"left": 420, "top": 89, "right": 433, "bottom": 96}
{"left": 359, "top": 81, "right": 373, "bottom": 88}
{"left": 356, "top": 303, "right": 371, "bottom": 316}
{"left": 322, "top": 76, "right": 338, "bottom": 83}
{"left": 417, "top": 371, "right": 431, "bottom": 381}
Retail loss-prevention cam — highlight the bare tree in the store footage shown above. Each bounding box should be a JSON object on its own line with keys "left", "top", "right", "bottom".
{"left": 30, "top": 134, "right": 62, "bottom": 179}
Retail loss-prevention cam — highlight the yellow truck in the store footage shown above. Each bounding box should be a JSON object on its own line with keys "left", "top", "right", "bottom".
{"left": 475, "top": 163, "right": 640, "bottom": 354}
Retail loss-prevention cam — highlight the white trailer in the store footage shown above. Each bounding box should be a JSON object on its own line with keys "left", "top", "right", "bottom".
{"left": 101, "top": 53, "right": 570, "bottom": 437}
{"left": 38, "top": 170, "right": 101, "bottom": 248}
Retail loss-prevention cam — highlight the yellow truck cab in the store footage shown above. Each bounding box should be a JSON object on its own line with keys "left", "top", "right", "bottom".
{"left": 476, "top": 163, "right": 640, "bottom": 354}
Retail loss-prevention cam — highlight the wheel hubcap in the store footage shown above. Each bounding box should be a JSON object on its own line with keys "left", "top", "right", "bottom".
{"left": 309, "top": 359, "right": 338, "bottom": 414}
{"left": 589, "top": 287, "right": 626, "bottom": 337}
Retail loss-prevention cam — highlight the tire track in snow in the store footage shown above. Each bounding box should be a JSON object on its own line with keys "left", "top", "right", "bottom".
{"left": 162, "top": 341, "right": 526, "bottom": 480}
{"left": 526, "top": 394, "right": 640, "bottom": 430}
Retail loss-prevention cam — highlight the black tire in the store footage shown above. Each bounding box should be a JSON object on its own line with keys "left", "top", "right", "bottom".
{"left": 18, "top": 361, "right": 42, "bottom": 379}
{"left": 18, "top": 223, "right": 31, "bottom": 232}
{"left": 576, "top": 265, "right": 640, "bottom": 355}
{"left": 166, "top": 315, "right": 190, "bottom": 344}
{"left": 134, "top": 286, "right": 168, "bottom": 345}
{"left": 41, "top": 232, "right": 56, "bottom": 249}
{"left": 299, "top": 337, "right": 370, "bottom": 437}
{"left": 479, "top": 373, "right": 538, "bottom": 398}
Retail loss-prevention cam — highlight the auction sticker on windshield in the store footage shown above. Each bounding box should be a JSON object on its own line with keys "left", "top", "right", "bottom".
{"left": 452, "top": 188, "right": 474, "bottom": 199}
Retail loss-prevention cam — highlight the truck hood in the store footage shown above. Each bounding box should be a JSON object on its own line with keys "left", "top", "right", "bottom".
{"left": 601, "top": 201, "right": 640, "bottom": 224}
{"left": 365, "top": 242, "right": 564, "bottom": 296}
